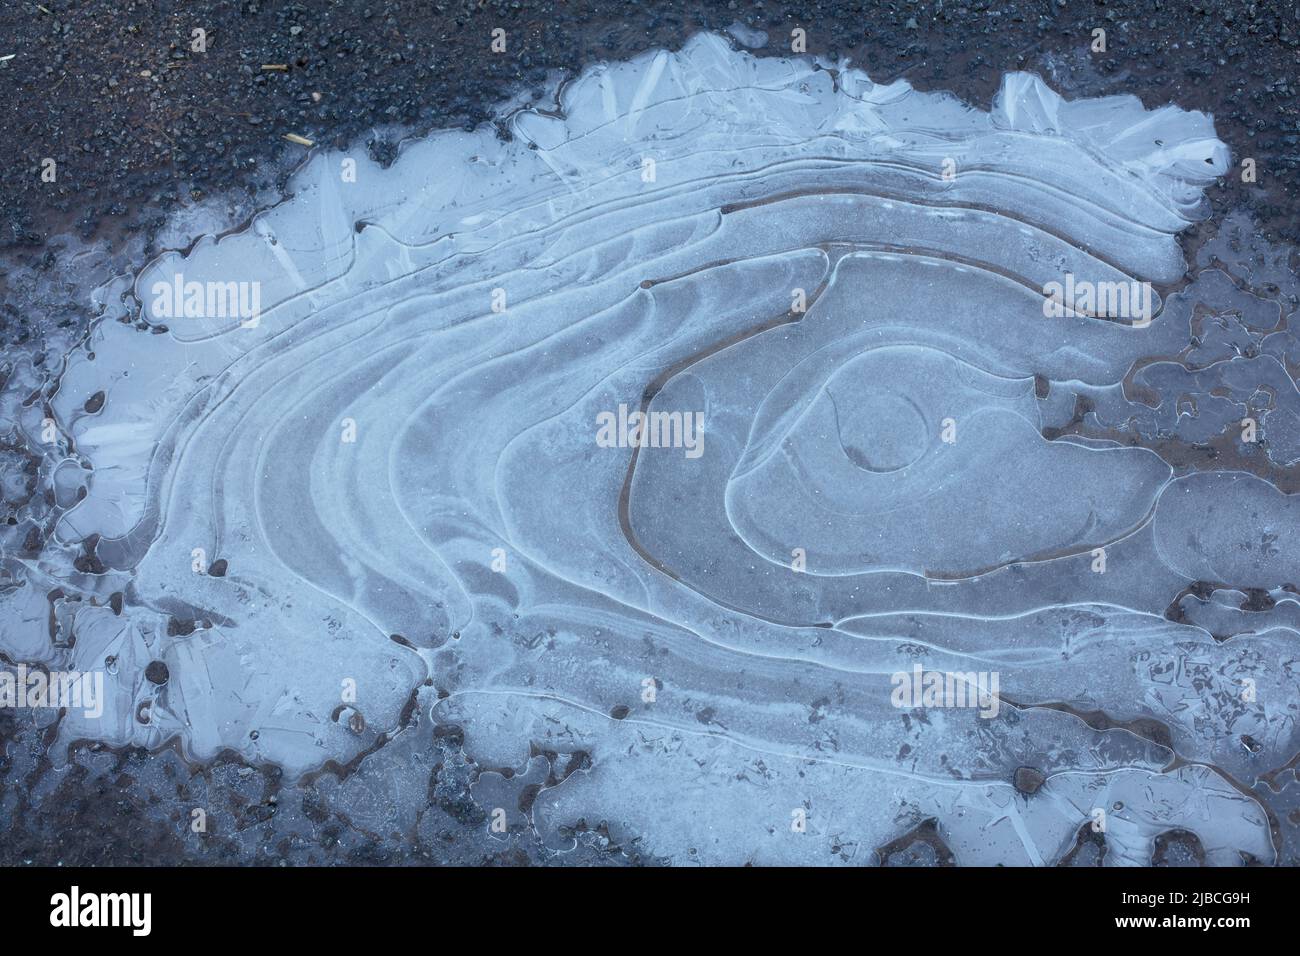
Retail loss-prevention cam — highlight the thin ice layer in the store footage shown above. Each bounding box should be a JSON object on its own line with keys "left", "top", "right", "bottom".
{"left": 7, "top": 32, "right": 1289, "bottom": 865}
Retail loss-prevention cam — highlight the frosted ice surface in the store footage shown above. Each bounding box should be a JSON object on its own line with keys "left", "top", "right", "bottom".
{"left": 9, "top": 32, "right": 1299, "bottom": 865}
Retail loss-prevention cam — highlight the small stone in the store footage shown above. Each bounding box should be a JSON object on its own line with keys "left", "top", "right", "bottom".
{"left": 1013, "top": 766, "right": 1046, "bottom": 795}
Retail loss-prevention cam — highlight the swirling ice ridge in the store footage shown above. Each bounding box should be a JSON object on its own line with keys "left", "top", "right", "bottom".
{"left": 14, "top": 32, "right": 1300, "bottom": 864}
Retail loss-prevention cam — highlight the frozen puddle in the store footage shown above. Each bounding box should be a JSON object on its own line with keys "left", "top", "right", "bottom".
{"left": 10, "top": 32, "right": 1300, "bottom": 864}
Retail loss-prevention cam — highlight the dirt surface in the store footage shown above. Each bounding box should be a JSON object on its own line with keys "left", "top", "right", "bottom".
{"left": 1, "top": 0, "right": 1296, "bottom": 256}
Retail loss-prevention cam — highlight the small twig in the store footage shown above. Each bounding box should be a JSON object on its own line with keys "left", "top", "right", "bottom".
{"left": 261, "top": 64, "right": 289, "bottom": 72}
{"left": 146, "top": 121, "right": 176, "bottom": 147}
{"left": 283, "top": 133, "right": 314, "bottom": 147}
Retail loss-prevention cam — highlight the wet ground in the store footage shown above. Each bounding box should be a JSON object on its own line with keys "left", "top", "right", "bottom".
{"left": 1, "top": 0, "right": 1298, "bottom": 866}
